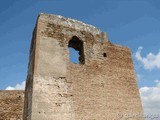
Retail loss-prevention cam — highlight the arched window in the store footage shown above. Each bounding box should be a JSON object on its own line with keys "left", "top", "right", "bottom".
{"left": 68, "top": 36, "right": 85, "bottom": 64}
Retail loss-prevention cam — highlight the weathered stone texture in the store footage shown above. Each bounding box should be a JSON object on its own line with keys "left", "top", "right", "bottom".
{"left": 0, "top": 90, "right": 24, "bottom": 120}
{"left": 22, "top": 13, "right": 143, "bottom": 120}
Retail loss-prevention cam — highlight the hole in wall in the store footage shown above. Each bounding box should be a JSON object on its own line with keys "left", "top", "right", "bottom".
{"left": 68, "top": 36, "right": 85, "bottom": 64}
{"left": 103, "top": 53, "right": 107, "bottom": 57}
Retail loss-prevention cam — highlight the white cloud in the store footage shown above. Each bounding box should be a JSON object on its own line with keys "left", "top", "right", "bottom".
{"left": 5, "top": 81, "right": 26, "bottom": 90}
{"left": 155, "top": 80, "right": 160, "bottom": 87}
{"left": 135, "top": 47, "right": 160, "bottom": 70}
{"left": 140, "top": 81, "right": 160, "bottom": 115}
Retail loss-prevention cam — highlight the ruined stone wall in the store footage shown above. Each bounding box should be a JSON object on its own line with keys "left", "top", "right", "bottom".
{"left": 68, "top": 44, "right": 143, "bottom": 119}
{"left": 0, "top": 90, "right": 24, "bottom": 120}
{"left": 23, "top": 13, "right": 143, "bottom": 120}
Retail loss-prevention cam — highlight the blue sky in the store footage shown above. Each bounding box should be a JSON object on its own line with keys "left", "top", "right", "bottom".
{"left": 0, "top": 0, "right": 160, "bottom": 116}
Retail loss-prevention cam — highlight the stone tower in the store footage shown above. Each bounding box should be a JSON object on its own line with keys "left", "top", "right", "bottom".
{"left": 23, "top": 13, "right": 143, "bottom": 120}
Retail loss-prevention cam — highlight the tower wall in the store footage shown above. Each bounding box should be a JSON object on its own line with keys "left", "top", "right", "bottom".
{"left": 24, "top": 13, "right": 143, "bottom": 120}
